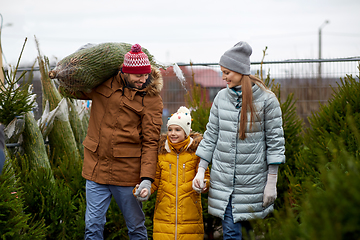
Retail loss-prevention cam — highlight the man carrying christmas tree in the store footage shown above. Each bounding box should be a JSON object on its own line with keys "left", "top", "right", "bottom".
{"left": 61, "top": 44, "right": 163, "bottom": 240}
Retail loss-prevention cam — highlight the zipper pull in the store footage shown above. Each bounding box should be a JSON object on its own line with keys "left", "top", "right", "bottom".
{"left": 183, "top": 163, "right": 185, "bottom": 183}
{"left": 169, "top": 163, "right": 172, "bottom": 182}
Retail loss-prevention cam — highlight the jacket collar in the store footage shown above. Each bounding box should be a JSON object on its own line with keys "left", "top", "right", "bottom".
{"left": 165, "top": 137, "right": 194, "bottom": 153}
{"left": 226, "top": 83, "right": 263, "bottom": 101}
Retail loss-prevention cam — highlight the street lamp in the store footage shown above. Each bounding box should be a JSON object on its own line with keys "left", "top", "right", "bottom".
{"left": 318, "top": 20, "right": 329, "bottom": 79}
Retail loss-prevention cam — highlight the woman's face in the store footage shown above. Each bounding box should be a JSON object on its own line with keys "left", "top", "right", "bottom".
{"left": 221, "top": 66, "right": 243, "bottom": 88}
{"left": 167, "top": 125, "right": 186, "bottom": 144}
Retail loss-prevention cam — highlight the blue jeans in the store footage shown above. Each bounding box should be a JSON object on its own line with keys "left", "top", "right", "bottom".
{"left": 0, "top": 150, "right": 5, "bottom": 175}
{"left": 85, "top": 180, "right": 147, "bottom": 240}
{"left": 222, "top": 200, "right": 251, "bottom": 240}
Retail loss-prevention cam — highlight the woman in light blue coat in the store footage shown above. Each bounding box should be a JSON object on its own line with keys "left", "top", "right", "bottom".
{"left": 192, "top": 41, "right": 285, "bottom": 240}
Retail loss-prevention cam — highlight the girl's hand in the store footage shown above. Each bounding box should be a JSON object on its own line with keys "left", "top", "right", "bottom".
{"left": 138, "top": 185, "right": 149, "bottom": 198}
{"left": 201, "top": 179, "right": 208, "bottom": 192}
{"left": 134, "top": 184, "right": 148, "bottom": 197}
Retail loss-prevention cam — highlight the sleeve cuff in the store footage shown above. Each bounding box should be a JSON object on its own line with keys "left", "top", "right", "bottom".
{"left": 198, "top": 159, "right": 209, "bottom": 170}
{"left": 141, "top": 177, "right": 154, "bottom": 183}
{"left": 268, "top": 164, "right": 279, "bottom": 175}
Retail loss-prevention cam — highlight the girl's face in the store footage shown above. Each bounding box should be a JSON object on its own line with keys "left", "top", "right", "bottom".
{"left": 167, "top": 125, "right": 186, "bottom": 144}
{"left": 221, "top": 66, "right": 243, "bottom": 88}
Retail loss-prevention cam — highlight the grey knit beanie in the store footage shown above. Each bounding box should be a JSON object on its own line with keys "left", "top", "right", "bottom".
{"left": 219, "top": 41, "right": 252, "bottom": 75}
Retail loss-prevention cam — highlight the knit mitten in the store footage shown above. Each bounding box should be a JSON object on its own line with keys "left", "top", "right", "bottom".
{"left": 134, "top": 180, "right": 151, "bottom": 202}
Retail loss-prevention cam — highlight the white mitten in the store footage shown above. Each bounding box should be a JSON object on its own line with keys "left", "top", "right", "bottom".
{"left": 134, "top": 180, "right": 151, "bottom": 202}
{"left": 192, "top": 167, "right": 205, "bottom": 193}
{"left": 263, "top": 174, "right": 278, "bottom": 207}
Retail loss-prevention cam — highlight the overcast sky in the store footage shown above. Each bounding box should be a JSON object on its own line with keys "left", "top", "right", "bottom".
{"left": 1, "top": 0, "right": 360, "bottom": 67}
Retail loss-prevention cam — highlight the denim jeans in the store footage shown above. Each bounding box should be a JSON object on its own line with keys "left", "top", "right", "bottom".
{"left": 0, "top": 150, "right": 5, "bottom": 175}
{"left": 85, "top": 180, "right": 147, "bottom": 240}
{"left": 222, "top": 200, "right": 251, "bottom": 240}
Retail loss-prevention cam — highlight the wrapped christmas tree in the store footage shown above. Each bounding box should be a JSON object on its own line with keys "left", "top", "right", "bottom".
{"left": 22, "top": 111, "right": 55, "bottom": 183}
{"left": 48, "top": 42, "right": 159, "bottom": 92}
{"left": 36, "top": 38, "right": 80, "bottom": 166}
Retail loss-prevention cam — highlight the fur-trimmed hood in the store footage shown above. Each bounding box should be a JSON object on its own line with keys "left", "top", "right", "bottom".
{"left": 145, "top": 66, "right": 163, "bottom": 96}
{"left": 158, "top": 132, "right": 203, "bottom": 155}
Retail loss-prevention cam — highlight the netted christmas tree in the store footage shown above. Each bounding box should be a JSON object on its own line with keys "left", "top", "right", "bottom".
{"left": 48, "top": 42, "right": 159, "bottom": 93}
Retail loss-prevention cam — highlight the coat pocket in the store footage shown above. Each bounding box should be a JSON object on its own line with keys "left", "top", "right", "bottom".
{"left": 82, "top": 136, "right": 99, "bottom": 152}
{"left": 152, "top": 114, "right": 163, "bottom": 126}
{"left": 180, "top": 193, "right": 202, "bottom": 222}
{"left": 82, "top": 137, "right": 99, "bottom": 178}
{"left": 123, "top": 97, "right": 144, "bottom": 113}
{"left": 154, "top": 192, "right": 172, "bottom": 222}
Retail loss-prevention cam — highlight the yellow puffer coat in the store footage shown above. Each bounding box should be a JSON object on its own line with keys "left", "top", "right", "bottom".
{"left": 151, "top": 133, "right": 210, "bottom": 240}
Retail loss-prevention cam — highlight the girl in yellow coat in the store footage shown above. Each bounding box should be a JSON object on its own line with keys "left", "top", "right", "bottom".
{"left": 137, "top": 106, "right": 210, "bottom": 239}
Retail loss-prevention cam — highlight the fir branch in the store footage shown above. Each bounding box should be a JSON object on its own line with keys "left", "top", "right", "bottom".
{"left": 0, "top": 38, "right": 36, "bottom": 125}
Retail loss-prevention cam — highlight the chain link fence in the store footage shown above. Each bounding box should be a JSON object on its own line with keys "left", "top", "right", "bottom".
{"left": 159, "top": 57, "right": 360, "bottom": 128}
{"left": 9, "top": 57, "right": 360, "bottom": 130}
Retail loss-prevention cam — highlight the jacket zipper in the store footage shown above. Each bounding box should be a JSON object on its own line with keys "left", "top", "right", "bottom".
{"left": 175, "top": 154, "right": 179, "bottom": 240}
{"left": 169, "top": 164, "right": 172, "bottom": 182}
{"left": 183, "top": 163, "right": 185, "bottom": 183}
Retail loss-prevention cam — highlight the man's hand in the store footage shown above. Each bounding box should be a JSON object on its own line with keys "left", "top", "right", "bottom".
{"left": 134, "top": 180, "right": 151, "bottom": 202}
{"left": 192, "top": 167, "right": 206, "bottom": 193}
{"left": 263, "top": 174, "right": 278, "bottom": 207}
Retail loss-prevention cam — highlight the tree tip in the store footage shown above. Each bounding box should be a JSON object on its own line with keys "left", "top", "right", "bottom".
{"left": 48, "top": 70, "right": 56, "bottom": 79}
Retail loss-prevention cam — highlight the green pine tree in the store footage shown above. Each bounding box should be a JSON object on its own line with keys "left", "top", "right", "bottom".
{"left": 0, "top": 159, "right": 47, "bottom": 239}
{"left": 304, "top": 73, "right": 360, "bottom": 168}
{"left": 0, "top": 38, "right": 36, "bottom": 126}
{"left": 254, "top": 66, "right": 360, "bottom": 240}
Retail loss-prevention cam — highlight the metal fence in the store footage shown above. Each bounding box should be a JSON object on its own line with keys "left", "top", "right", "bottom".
{"left": 159, "top": 57, "right": 360, "bottom": 129}
{"left": 9, "top": 57, "right": 360, "bottom": 131}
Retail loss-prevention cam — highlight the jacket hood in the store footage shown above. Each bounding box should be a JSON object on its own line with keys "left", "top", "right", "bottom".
{"left": 158, "top": 132, "right": 203, "bottom": 154}
{"left": 145, "top": 66, "right": 163, "bottom": 96}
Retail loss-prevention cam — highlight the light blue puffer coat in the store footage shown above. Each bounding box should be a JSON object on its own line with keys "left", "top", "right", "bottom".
{"left": 196, "top": 83, "right": 285, "bottom": 222}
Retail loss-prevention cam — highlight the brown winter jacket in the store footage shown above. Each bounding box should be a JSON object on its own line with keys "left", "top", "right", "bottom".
{"left": 151, "top": 132, "right": 210, "bottom": 240}
{"left": 68, "top": 67, "right": 163, "bottom": 186}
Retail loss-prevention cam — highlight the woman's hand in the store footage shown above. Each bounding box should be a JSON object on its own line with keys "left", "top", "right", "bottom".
{"left": 192, "top": 167, "right": 206, "bottom": 193}
{"left": 263, "top": 173, "right": 278, "bottom": 207}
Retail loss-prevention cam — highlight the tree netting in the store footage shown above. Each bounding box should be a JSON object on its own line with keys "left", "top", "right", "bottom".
{"left": 48, "top": 42, "right": 158, "bottom": 92}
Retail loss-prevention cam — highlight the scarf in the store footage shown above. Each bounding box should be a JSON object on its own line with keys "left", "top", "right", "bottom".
{"left": 232, "top": 86, "right": 242, "bottom": 109}
{"left": 167, "top": 135, "right": 191, "bottom": 153}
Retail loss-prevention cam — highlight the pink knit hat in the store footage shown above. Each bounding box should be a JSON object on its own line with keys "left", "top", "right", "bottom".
{"left": 122, "top": 44, "right": 151, "bottom": 74}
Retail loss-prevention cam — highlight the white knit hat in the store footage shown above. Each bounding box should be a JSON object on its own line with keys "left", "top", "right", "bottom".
{"left": 167, "top": 106, "right": 192, "bottom": 136}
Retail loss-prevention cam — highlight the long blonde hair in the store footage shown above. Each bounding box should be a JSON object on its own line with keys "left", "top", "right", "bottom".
{"left": 239, "top": 74, "right": 269, "bottom": 140}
